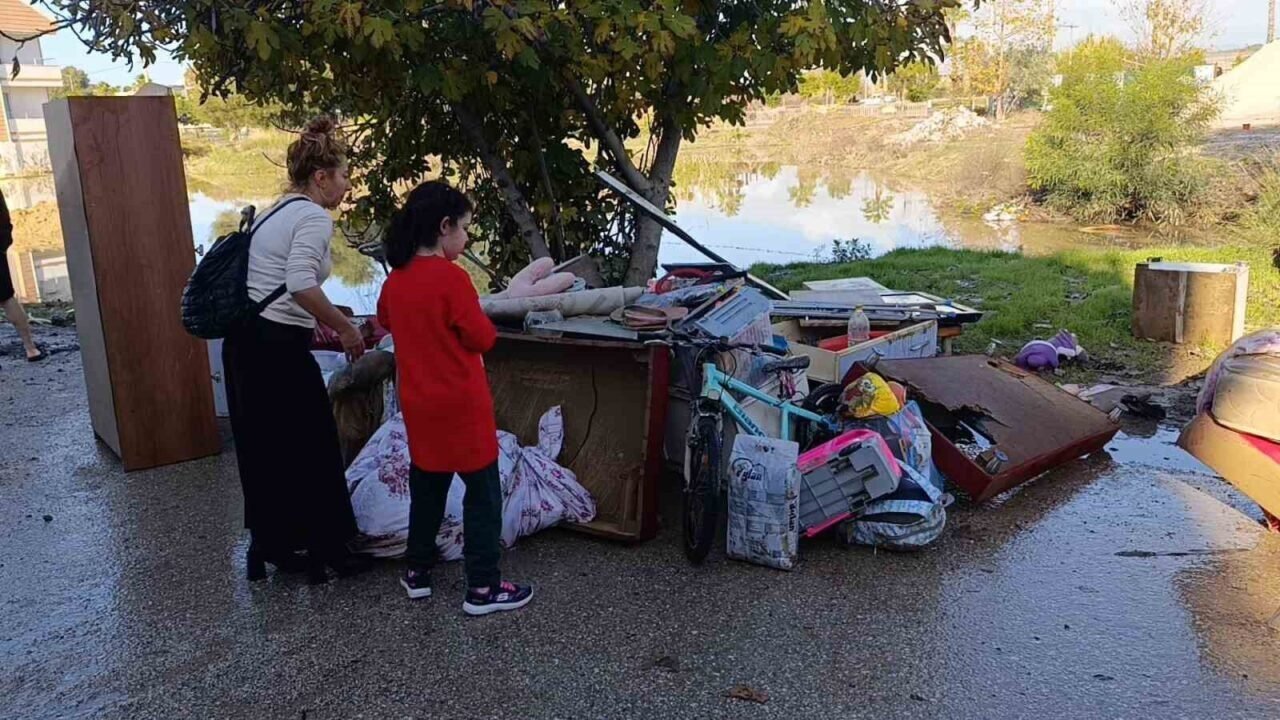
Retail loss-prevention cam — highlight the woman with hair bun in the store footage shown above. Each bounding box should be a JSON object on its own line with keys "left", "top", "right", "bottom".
{"left": 222, "top": 115, "right": 371, "bottom": 584}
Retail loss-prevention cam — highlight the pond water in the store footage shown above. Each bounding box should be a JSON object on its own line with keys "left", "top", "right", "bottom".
{"left": 4, "top": 164, "right": 1174, "bottom": 311}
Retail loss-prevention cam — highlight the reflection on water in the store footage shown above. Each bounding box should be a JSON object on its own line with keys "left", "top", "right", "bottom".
{"left": 7, "top": 163, "right": 1188, "bottom": 308}
{"left": 4, "top": 181, "right": 384, "bottom": 314}
{"left": 661, "top": 163, "right": 1181, "bottom": 269}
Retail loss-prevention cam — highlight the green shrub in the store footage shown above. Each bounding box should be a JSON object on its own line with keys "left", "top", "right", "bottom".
{"left": 1025, "top": 37, "right": 1219, "bottom": 224}
{"left": 1243, "top": 156, "right": 1280, "bottom": 237}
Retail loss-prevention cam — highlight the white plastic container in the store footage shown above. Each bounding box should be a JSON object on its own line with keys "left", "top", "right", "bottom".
{"left": 847, "top": 306, "right": 871, "bottom": 345}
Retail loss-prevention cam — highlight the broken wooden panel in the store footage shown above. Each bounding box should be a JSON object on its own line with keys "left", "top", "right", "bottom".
{"left": 878, "top": 356, "right": 1120, "bottom": 502}
{"left": 486, "top": 333, "right": 666, "bottom": 541}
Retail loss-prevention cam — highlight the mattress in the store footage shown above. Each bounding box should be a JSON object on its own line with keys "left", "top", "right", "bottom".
{"left": 1212, "top": 354, "right": 1280, "bottom": 443}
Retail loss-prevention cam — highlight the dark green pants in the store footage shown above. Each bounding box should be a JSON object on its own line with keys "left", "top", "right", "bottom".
{"left": 406, "top": 462, "right": 502, "bottom": 588}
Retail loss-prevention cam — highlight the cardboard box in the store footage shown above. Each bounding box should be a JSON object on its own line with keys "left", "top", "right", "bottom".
{"left": 1178, "top": 413, "right": 1280, "bottom": 519}
{"left": 773, "top": 320, "right": 938, "bottom": 384}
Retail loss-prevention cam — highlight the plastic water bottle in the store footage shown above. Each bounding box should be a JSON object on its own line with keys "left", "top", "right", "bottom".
{"left": 847, "top": 306, "right": 870, "bottom": 346}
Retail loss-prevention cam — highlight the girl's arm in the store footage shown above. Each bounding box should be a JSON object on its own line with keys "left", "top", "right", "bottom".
{"left": 448, "top": 270, "right": 497, "bottom": 354}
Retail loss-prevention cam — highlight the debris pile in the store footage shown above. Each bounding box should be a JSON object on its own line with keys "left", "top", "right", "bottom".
{"left": 892, "top": 107, "right": 990, "bottom": 146}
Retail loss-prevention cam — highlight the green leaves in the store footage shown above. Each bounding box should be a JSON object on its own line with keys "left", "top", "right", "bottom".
{"left": 1027, "top": 38, "right": 1216, "bottom": 224}
{"left": 244, "top": 21, "right": 279, "bottom": 60}
{"left": 363, "top": 17, "right": 398, "bottom": 49}
{"left": 46, "top": 0, "right": 963, "bottom": 280}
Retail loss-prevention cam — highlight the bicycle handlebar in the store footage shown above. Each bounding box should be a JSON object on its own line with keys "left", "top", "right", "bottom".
{"left": 646, "top": 330, "right": 786, "bottom": 357}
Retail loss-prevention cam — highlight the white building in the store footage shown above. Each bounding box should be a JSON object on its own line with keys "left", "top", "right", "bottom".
{"left": 0, "top": 0, "right": 62, "bottom": 175}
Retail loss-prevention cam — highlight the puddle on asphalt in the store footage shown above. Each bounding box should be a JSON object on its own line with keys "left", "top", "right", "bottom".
{"left": 1104, "top": 425, "right": 1215, "bottom": 476}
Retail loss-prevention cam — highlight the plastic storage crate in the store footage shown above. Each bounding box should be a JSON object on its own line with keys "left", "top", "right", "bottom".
{"left": 796, "top": 430, "right": 900, "bottom": 538}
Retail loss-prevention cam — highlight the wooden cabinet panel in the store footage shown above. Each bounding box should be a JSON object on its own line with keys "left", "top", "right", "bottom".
{"left": 46, "top": 97, "right": 219, "bottom": 471}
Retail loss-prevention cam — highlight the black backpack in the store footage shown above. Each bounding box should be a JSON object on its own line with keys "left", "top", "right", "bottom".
{"left": 181, "top": 197, "right": 308, "bottom": 339}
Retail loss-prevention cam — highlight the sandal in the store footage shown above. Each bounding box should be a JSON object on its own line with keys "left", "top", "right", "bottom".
{"left": 26, "top": 346, "right": 48, "bottom": 362}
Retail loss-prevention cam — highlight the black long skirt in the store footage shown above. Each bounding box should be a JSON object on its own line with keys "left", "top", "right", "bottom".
{"left": 222, "top": 316, "right": 357, "bottom": 555}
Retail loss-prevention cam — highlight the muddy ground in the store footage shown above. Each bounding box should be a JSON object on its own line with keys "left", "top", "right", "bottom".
{"left": 3, "top": 324, "right": 1280, "bottom": 719}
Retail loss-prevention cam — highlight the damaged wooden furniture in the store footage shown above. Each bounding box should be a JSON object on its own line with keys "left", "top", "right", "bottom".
{"left": 45, "top": 97, "right": 220, "bottom": 471}
{"left": 485, "top": 333, "right": 668, "bottom": 541}
{"left": 879, "top": 356, "right": 1121, "bottom": 502}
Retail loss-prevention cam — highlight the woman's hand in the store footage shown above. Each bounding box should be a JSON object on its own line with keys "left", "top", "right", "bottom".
{"left": 339, "top": 323, "right": 366, "bottom": 362}
{"left": 294, "top": 286, "right": 367, "bottom": 363}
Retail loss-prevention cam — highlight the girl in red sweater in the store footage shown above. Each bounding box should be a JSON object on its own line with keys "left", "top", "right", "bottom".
{"left": 377, "top": 182, "right": 533, "bottom": 616}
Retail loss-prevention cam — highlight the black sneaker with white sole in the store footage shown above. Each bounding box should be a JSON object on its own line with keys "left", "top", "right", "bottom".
{"left": 463, "top": 581, "right": 533, "bottom": 616}
{"left": 400, "top": 568, "right": 432, "bottom": 600}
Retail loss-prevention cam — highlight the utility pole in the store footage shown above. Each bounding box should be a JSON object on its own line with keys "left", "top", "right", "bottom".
{"left": 1270, "top": 0, "right": 1277, "bottom": 44}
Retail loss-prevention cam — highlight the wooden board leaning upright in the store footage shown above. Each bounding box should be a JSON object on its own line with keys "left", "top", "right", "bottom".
{"left": 45, "top": 96, "right": 220, "bottom": 471}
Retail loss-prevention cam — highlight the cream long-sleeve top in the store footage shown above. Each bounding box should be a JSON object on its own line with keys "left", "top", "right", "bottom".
{"left": 245, "top": 194, "right": 334, "bottom": 328}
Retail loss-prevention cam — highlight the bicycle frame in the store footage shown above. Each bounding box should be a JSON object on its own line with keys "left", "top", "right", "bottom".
{"left": 697, "top": 361, "right": 834, "bottom": 442}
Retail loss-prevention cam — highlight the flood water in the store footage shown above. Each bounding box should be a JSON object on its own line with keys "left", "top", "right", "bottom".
{"left": 4, "top": 164, "right": 1175, "bottom": 312}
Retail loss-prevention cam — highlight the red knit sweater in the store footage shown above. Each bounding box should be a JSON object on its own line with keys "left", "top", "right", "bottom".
{"left": 377, "top": 255, "right": 498, "bottom": 473}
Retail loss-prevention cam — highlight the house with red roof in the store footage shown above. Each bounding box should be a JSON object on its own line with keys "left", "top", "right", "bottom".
{"left": 0, "top": 0, "right": 63, "bottom": 174}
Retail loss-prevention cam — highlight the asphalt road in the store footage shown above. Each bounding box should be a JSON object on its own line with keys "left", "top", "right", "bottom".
{"left": 3, "top": 326, "right": 1280, "bottom": 719}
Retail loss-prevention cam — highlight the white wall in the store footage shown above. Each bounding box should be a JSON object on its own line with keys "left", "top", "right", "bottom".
{"left": 5, "top": 88, "right": 48, "bottom": 119}
{"left": 0, "top": 139, "right": 51, "bottom": 175}
{"left": 0, "top": 38, "right": 44, "bottom": 65}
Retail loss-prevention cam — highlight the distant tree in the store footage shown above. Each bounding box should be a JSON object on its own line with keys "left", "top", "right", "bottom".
{"left": 1121, "top": 0, "right": 1212, "bottom": 59}
{"left": 1006, "top": 46, "right": 1055, "bottom": 110}
{"left": 49, "top": 66, "right": 119, "bottom": 98}
{"left": 182, "top": 69, "right": 281, "bottom": 130}
{"left": 954, "top": 0, "right": 1055, "bottom": 120}
{"left": 126, "top": 73, "right": 150, "bottom": 93}
{"left": 888, "top": 61, "right": 941, "bottom": 102}
{"left": 797, "top": 69, "right": 863, "bottom": 105}
{"left": 49, "top": 65, "right": 90, "bottom": 99}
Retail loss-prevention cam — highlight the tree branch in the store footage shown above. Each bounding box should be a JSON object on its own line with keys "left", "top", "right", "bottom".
{"left": 562, "top": 73, "right": 651, "bottom": 194}
{"left": 452, "top": 103, "right": 552, "bottom": 260}
{"left": 528, "top": 117, "right": 567, "bottom": 262}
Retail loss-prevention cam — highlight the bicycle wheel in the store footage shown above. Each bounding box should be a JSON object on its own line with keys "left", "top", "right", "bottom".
{"left": 797, "top": 382, "right": 845, "bottom": 450}
{"left": 684, "top": 414, "right": 722, "bottom": 564}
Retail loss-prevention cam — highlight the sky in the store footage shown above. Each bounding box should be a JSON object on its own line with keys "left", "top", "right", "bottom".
{"left": 29, "top": 0, "right": 1280, "bottom": 88}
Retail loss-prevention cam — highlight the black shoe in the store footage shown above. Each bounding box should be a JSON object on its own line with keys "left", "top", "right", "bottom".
{"left": 400, "top": 568, "right": 432, "bottom": 600}
{"left": 246, "top": 543, "right": 308, "bottom": 581}
{"left": 306, "top": 549, "right": 373, "bottom": 585}
{"left": 463, "top": 581, "right": 534, "bottom": 616}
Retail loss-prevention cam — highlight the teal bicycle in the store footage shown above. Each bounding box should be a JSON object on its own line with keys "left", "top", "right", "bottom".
{"left": 659, "top": 332, "right": 842, "bottom": 563}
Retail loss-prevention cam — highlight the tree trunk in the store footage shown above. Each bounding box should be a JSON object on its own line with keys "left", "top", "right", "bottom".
{"left": 623, "top": 113, "right": 682, "bottom": 287}
{"left": 452, "top": 104, "right": 552, "bottom": 261}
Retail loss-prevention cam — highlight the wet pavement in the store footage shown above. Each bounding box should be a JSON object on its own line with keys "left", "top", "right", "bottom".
{"left": 4, "top": 326, "right": 1280, "bottom": 719}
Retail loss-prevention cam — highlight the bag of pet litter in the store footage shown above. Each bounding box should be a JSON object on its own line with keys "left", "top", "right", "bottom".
{"left": 727, "top": 435, "right": 800, "bottom": 570}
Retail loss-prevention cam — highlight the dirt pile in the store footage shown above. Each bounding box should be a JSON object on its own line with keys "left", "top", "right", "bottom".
{"left": 892, "top": 107, "right": 990, "bottom": 146}
{"left": 10, "top": 202, "right": 65, "bottom": 253}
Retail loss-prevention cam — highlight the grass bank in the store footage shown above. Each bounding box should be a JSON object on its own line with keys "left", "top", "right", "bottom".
{"left": 756, "top": 241, "right": 1279, "bottom": 384}
{"left": 183, "top": 129, "right": 289, "bottom": 200}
